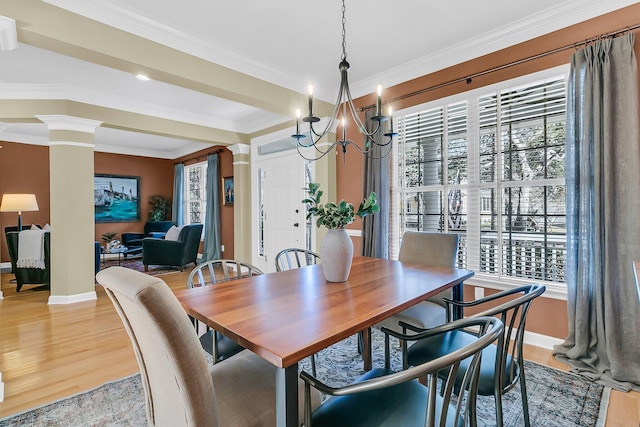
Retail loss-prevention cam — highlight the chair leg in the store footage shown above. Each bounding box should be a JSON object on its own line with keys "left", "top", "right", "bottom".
{"left": 494, "top": 392, "right": 504, "bottom": 427}
{"left": 144, "top": 265, "right": 149, "bottom": 272}
{"left": 519, "top": 362, "right": 531, "bottom": 427}
{"left": 310, "top": 354, "right": 317, "bottom": 377}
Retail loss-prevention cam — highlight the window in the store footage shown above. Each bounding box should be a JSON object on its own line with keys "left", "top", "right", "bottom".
{"left": 393, "top": 71, "right": 567, "bottom": 286}
{"left": 184, "top": 162, "right": 207, "bottom": 225}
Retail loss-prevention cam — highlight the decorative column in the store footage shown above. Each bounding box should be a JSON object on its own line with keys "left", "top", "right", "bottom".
{"left": 37, "top": 115, "right": 102, "bottom": 304}
{"left": 227, "top": 144, "right": 251, "bottom": 263}
{"left": 0, "top": 16, "right": 17, "bottom": 301}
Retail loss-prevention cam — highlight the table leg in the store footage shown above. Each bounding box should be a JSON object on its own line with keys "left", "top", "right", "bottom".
{"left": 362, "top": 327, "right": 372, "bottom": 371}
{"left": 452, "top": 282, "right": 463, "bottom": 320}
{"left": 276, "top": 363, "right": 298, "bottom": 427}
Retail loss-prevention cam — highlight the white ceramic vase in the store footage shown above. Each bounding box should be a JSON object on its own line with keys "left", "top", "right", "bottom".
{"left": 320, "top": 228, "right": 354, "bottom": 282}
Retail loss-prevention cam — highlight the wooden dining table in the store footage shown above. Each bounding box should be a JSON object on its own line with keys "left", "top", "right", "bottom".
{"left": 175, "top": 256, "right": 474, "bottom": 427}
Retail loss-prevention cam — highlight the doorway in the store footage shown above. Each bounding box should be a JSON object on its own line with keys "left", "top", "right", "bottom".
{"left": 252, "top": 145, "right": 311, "bottom": 273}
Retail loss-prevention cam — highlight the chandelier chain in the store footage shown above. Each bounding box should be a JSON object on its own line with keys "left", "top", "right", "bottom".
{"left": 341, "top": 0, "right": 347, "bottom": 61}
{"left": 291, "top": 0, "right": 396, "bottom": 161}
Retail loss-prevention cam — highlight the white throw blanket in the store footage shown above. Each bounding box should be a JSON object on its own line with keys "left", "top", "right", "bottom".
{"left": 17, "top": 229, "right": 47, "bottom": 269}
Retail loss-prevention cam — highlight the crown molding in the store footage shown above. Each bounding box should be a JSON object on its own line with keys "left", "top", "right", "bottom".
{"left": 45, "top": 0, "right": 638, "bottom": 102}
{"left": 352, "top": 0, "right": 638, "bottom": 94}
{"left": 42, "top": 0, "right": 293, "bottom": 91}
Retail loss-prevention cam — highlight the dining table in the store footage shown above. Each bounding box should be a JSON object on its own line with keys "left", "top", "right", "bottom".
{"left": 175, "top": 256, "right": 474, "bottom": 427}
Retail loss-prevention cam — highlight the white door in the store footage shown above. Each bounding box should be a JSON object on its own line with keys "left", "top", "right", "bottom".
{"left": 253, "top": 151, "right": 307, "bottom": 273}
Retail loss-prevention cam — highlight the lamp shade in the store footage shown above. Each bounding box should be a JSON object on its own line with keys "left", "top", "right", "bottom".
{"left": 0, "top": 194, "right": 39, "bottom": 212}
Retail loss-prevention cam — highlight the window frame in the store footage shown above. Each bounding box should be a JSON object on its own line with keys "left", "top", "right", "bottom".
{"left": 183, "top": 161, "right": 208, "bottom": 230}
{"left": 391, "top": 65, "right": 569, "bottom": 300}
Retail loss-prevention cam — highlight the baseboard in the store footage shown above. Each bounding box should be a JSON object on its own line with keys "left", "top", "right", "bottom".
{"left": 523, "top": 330, "right": 564, "bottom": 350}
{"left": 0, "top": 261, "right": 11, "bottom": 273}
{"left": 48, "top": 291, "right": 97, "bottom": 305}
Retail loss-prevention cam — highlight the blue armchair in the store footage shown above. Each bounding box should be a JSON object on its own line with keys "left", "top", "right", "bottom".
{"left": 121, "top": 221, "right": 174, "bottom": 249}
{"left": 142, "top": 224, "right": 203, "bottom": 271}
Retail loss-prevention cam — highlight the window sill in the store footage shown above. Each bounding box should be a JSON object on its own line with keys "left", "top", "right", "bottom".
{"left": 465, "top": 273, "right": 567, "bottom": 301}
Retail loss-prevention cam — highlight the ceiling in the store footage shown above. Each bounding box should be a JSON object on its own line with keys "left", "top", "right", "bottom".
{"left": 0, "top": 0, "right": 637, "bottom": 158}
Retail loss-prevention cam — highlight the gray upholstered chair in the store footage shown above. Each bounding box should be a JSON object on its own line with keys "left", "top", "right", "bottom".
{"left": 392, "top": 284, "right": 546, "bottom": 427}
{"left": 376, "top": 231, "right": 460, "bottom": 334}
{"left": 274, "top": 248, "right": 321, "bottom": 376}
{"left": 97, "top": 266, "right": 320, "bottom": 426}
{"left": 186, "top": 259, "right": 263, "bottom": 363}
{"left": 301, "top": 316, "right": 504, "bottom": 427}
{"left": 275, "top": 248, "right": 320, "bottom": 272}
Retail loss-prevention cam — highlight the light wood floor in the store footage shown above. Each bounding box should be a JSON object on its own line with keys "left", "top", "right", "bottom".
{"left": 1, "top": 271, "right": 638, "bottom": 425}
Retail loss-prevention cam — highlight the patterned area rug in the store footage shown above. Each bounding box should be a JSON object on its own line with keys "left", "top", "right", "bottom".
{"left": 0, "top": 329, "right": 608, "bottom": 427}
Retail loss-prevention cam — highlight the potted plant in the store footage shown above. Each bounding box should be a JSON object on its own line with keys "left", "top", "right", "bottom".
{"left": 303, "top": 183, "right": 379, "bottom": 281}
{"left": 148, "top": 194, "right": 171, "bottom": 221}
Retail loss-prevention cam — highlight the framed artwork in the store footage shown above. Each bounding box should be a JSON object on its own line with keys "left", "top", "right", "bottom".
{"left": 94, "top": 174, "right": 141, "bottom": 222}
{"left": 222, "top": 176, "right": 234, "bottom": 206}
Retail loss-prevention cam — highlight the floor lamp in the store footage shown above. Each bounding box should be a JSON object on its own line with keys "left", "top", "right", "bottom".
{"left": 0, "top": 194, "right": 40, "bottom": 231}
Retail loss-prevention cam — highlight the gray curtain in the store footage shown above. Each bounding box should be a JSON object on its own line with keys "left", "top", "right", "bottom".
{"left": 172, "top": 163, "right": 184, "bottom": 225}
{"left": 553, "top": 34, "right": 640, "bottom": 391}
{"left": 201, "top": 153, "right": 222, "bottom": 262}
{"left": 362, "top": 109, "right": 390, "bottom": 259}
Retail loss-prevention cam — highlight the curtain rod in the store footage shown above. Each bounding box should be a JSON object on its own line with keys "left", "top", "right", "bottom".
{"left": 174, "top": 148, "right": 224, "bottom": 165}
{"left": 359, "top": 22, "right": 640, "bottom": 111}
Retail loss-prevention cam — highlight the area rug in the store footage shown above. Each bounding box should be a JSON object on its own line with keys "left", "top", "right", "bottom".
{"left": 0, "top": 330, "right": 609, "bottom": 427}
{"left": 100, "top": 258, "right": 188, "bottom": 276}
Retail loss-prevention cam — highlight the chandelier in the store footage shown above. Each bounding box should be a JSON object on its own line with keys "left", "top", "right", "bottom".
{"left": 291, "top": 0, "right": 396, "bottom": 161}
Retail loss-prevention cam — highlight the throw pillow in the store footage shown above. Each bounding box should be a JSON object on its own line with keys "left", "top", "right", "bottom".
{"left": 165, "top": 225, "right": 184, "bottom": 241}
{"left": 43, "top": 223, "right": 51, "bottom": 231}
{"left": 30, "top": 224, "right": 40, "bottom": 230}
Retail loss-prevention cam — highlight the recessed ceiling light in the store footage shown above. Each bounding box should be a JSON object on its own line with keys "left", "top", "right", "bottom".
{"left": 136, "top": 74, "right": 150, "bottom": 81}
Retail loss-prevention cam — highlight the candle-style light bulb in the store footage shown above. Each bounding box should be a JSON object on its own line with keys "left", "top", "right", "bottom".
{"left": 388, "top": 106, "right": 394, "bottom": 131}
{"left": 376, "top": 85, "right": 383, "bottom": 116}
{"left": 308, "top": 84, "right": 314, "bottom": 117}
{"left": 341, "top": 117, "right": 347, "bottom": 141}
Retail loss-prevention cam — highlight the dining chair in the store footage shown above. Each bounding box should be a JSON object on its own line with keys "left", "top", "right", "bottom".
{"left": 390, "top": 284, "right": 546, "bottom": 427}
{"left": 274, "top": 248, "right": 321, "bottom": 376}
{"left": 376, "top": 231, "right": 460, "bottom": 334}
{"left": 275, "top": 248, "right": 320, "bottom": 272}
{"left": 301, "top": 316, "right": 504, "bottom": 427}
{"left": 97, "top": 266, "right": 320, "bottom": 426}
{"left": 187, "top": 259, "right": 264, "bottom": 363}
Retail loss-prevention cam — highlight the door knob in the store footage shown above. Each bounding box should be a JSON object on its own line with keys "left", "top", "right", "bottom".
{"left": 293, "top": 223, "right": 299, "bottom": 227}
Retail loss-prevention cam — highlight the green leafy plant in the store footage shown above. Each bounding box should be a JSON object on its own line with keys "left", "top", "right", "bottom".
{"left": 303, "top": 183, "right": 379, "bottom": 229}
{"left": 101, "top": 231, "right": 117, "bottom": 243}
{"left": 148, "top": 194, "right": 171, "bottom": 221}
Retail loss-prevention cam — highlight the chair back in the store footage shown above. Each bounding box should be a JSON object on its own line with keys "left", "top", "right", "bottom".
{"left": 143, "top": 220, "right": 174, "bottom": 236}
{"left": 275, "top": 248, "right": 320, "bottom": 272}
{"left": 178, "top": 224, "right": 204, "bottom": 265}
{"left": 449, "top": 284, "right": 546, "bottom": 395}
{"left": 97, "top": 267, "right": 220, "bottom": 427}
{"left": 188, "top": 259, "right": 263, "bottom": 288}
{"left": 304, "top": 316, "right": 504, "bottom": 427}
{"left": 398, "top": 231, "right": 459, "bottom": 306}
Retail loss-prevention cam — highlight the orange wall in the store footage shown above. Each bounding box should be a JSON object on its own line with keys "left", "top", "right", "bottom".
{"left": 0, "top": 141, "right": 51, "bottom": 261}
{"left": 337, "top": 5, "right": 640, "bottom": 340}
{"left": 0, "top": 141, "right": 235, "bottom": 262}
{"left": 94, "top": 152, "right": 174, "bottom": 243}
